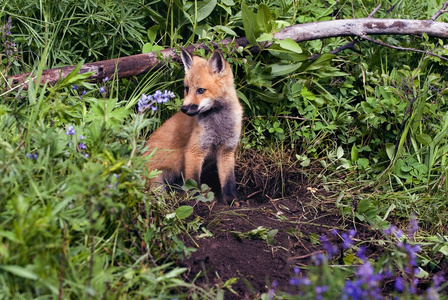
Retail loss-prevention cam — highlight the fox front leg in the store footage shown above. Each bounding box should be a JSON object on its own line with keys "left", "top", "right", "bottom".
{"left": 216, "top": 149, "right": 238, "bottom": 204}
{"left": 184, "top": 150, "right": 205, "bottom": 188}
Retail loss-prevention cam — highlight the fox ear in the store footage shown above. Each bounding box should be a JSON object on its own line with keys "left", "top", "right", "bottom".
{"left": 180, "top": 48, "right": 194, "bottom": 72}
{"left": 207, "top": 50, "right": 225, "bottom": 74}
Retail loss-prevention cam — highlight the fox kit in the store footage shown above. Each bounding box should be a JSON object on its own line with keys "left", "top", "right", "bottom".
{"left": 144, "top": 48, "right": 243, "bottom": 204}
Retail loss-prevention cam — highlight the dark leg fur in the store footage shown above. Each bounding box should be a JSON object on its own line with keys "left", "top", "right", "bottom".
{"left": 221, "top": 172, "right": 237, "bottom": 205}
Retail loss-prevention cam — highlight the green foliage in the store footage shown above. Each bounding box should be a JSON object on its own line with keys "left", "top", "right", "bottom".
{"left": 0, "top": 61, "right": 212, "bottom": 299}
{"left": 2, "top": 0, "right": 448, "bottom": 297}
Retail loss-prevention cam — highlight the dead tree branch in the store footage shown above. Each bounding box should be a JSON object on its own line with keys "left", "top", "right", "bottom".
{"left": 359, "top": 35, "right": 448, "bottom": 61}
{"left": 8, "top": 18, "right": 448, "bottom": 90}
{"left": 431, "top": 0, "right": 448, "bottom": 21}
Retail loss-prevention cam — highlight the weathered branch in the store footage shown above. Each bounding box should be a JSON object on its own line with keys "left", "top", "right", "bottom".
{"left": 359, "top": 35, "right": 448, "bottom": 61}
{"left": 8, "top": 18, "right": 448, "bottom": 90}
{"left": 431, "top": 0, "right": 448, "bottom": 21}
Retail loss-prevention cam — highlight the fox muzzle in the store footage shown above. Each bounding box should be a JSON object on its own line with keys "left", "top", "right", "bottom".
{"left": 181, "top": 104, "right": 199, "bottom": 116}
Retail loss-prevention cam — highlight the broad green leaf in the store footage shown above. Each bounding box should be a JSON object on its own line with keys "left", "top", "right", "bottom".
{"left": 142, "top": 43, "right": 164, "bottom": 53}
{"left": 175, "top": 206, "right": 193, "bottom": 220}
{"left": 182, "top": 178, "right": 198, "bottom": 190}
{"left": 337, "top": 146, "right": 344, "bottom": 159}
{"left": 241, "top": 1, "right": 260, "bottom": 45}
{"left": 257, "top": 33, "right": 273, "bottom": 42}
{"left": 301, "top": 87, "right": 316, "bottom": 100}
{"left": 147, "top": 25, "right": 159, "bottom": 44}
{"left": 1, "top": 265, "right": 38, "bottom": 280}
{"left": 269, "top": 63, "right": 301, "bottom": 77}
{"left": 351, "top": 145, "right": 359, "bottom": 162}
{"left": 196, "top": 0, "right": 217, "bottom": 22}
{"left": 385, "top": 143, "right": 395, "bottom": 160}
{"left": 357, "top": 198, "right": 370, "bottom": 214}
{"left": 415, "top": 133, "right": 432, "bottom": 146}
{"left": 257, "top": 3, "right": 272, "bottom": 32}
{"left": 213, "top": 25, "right": 237, "bottom": 36}
{"left": 277, "top": 38, "right": 302, "bottom": 54}
{"left": 439, "top": 245, "right": 448, "bottom": 255}
{"left": 357, "top": 158, "right": 369, "bottom": 169}
{"left": 237, "top": 90, "right": 251, "bottom": 109}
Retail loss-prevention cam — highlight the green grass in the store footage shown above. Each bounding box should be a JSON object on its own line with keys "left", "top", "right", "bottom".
{"left": 1, "top": 0, "right": 448, "bottom": 298}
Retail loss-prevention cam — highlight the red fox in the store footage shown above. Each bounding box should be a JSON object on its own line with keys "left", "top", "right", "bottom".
{"left": 144, "top": 48, "right": 243, "bottom": 204}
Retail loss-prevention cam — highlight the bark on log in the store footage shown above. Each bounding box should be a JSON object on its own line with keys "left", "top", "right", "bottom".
{"left": 9, "top": 18, "right": 448, "bottom": 89}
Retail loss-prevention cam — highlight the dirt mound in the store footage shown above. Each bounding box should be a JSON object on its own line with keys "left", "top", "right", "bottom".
{"left": 180, "top": 149, "right": 347, "bottom": 298}
{"left": 179, "top": 149, "right": 447, "bottom": 299}
{"left": 181, "top": 196, "right": 343, "bottom": 299}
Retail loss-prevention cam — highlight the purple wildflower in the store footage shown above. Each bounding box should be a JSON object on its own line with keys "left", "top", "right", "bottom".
{"left": 99, "top": 86, "right": 106, "bottom": 94}
{"left": 432, "top": 273, "right": 444, "bottom": 288}
{"left": 320, "top": 234, "right": 338, "bottom": 258}
{"left": 72, "top": 85, "right": 77, "bottom": 90}
{"left": 341, "top": 232, "right": 354, "bottom": 250}
{"left": 330, "top": 229, "right": 339, "bottom": 236}
{"left": 79, "top": 143, "right": 86, "bottom": 150}
{"left": 268, "top": 280, "right": 277, "bottom": 300}
{"left": 66, "top": 125, "right": 76, "bottom": 135}
{"left": 78, "top": 135, "right": 84, "bottom": 140}
{"left": 408, "top": 214, "right": 418, "bottom": 238}
{"left": 315, "top": 285, "right": 328, "bottom": 300}
{"left": 342, "top": 261, "right": 383, "bottom": 300}
{"left": 103, "top": 76, "right": 109, "bottom": 82}
{"left": 293, "top": 266, "right": 300, "bottom": 275}
{"left": 26, "top": 152, "right": 38, "bottom": 160}
{"left": 395, "top": 276, "right": 404, "bottom": 292}
{"left": 137, "top": 90, "right": 175, "bottom": 114}
{"left": 289, "top": 277, "right": 311, "bottom": 286}
{"left": 356, "top": 246, "right": 367, "bottom": 261}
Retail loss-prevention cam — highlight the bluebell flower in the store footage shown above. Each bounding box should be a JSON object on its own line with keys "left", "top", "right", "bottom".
{"left": 66, "top": 125, "right": 76, "bottom": 135}
{"left": 137, "top": 90, "right": 175, "bottom": 114}
{"left": 79, "top": 143, "right": 87, "bottom": 150}
{"left": 356, "top": 246, "right": 367, "bottom": 261}
{"left": 78, "top": 135, "right": 84, "bottom": 140}
{"left": 408, "top": 214, "right": 418, "bottom": 238}
{"left": 432, "top": 273, "right": 444, "bottom": 288}
{"left": 394, "top": 276, "right": 404, "bottom": 292}
{"left": 26, "top": 152, "right": 38, "bottom": 160}
{"left": 268, "top": 280, "right": 277, "bottom": 300}
{"left": 99, "top": 87, "right": 106, "bottom": 94}
{"left": 293, "top": 266, "right": 300, "bottom": 275}
{"left": 342, "top": 232, "right": 354, "bottom": 250}
{"left": 103, "top": 76, "right": 109, "bottom": 82}
{"left": 315, "top": 285, "right": 328, "bottom": 300}
{"left": 312, "top": 253, "right": 326, "bottom": 266}
{"left": 320, "top": 234, "right": 338, "bottom": 258}
{"left": 72, "top": 85, "right": 77, "bottom": 90}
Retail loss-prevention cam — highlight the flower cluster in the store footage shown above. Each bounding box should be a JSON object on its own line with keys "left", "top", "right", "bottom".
{"left": 342, "top": 260, "right": 383, "bottom": 300}
{"left": 72, "top": 85, "right": 87, "bottom": 99}
{"left": 2, "top": 17, "right": 16, "bottom": 57}
{"left": 137, "top": 90, "right": 176, "bottom": 113}
{"left": 65, "top": 126, "right": 89, "bottom": 158}
{"left": 26, "top": 152, "right": 38, "bottom": 160}
{"left": 268, "top": 218, "right": 444, "bottom": 300}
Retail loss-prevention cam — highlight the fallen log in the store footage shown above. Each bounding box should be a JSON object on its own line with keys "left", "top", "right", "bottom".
{"left": 8, "top": 18, "right": 448, "bottom": 89}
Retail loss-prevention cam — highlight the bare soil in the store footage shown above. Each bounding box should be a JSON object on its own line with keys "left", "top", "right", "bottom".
{"left": 179, "top": 149, "right": 447, "bottom": 299}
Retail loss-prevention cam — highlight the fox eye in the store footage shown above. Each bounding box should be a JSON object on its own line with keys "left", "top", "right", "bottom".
{"left": 185, "top": 86, "right": 189, "bottom": 94}
{"left": 197, "top": 88, "right": 206, "bottom": 95}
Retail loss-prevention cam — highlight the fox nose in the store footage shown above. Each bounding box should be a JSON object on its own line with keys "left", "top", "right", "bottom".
{"left": 181, "top": 104, "right": 199, "bottom": 116}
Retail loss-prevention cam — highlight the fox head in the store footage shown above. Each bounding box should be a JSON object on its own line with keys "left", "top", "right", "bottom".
{"left": 180, "top": 48, "right": 236, "bottom": 117}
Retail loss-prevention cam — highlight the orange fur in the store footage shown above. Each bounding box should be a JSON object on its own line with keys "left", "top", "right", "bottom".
{"left": 144, "top": 49, "right": 243, "bottom": 204}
